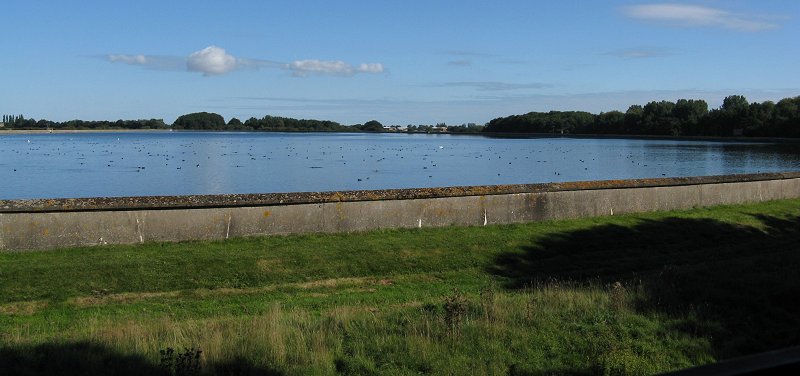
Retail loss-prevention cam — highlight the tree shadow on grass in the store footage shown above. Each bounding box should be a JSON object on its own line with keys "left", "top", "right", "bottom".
{"left": 488, "top": 214, "right": 800, "bottom": 359}
{"left": 0, "top": 341, "right": 283, "bottom": 376}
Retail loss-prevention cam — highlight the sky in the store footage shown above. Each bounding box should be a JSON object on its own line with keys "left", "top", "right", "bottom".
{"left": 1, "top": 0, "right": 798, "bottom": 125}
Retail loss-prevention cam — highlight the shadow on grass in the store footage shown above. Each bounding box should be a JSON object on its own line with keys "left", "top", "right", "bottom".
{"left": 488, "top": 214, "right": 800, "bottom": 359}
{"left": 0, "top": 341, "right": 282, "bottom": 376}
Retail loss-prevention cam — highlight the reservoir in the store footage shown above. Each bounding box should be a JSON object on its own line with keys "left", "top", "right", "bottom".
{"left": 1, "top": 131, "right": 799, "bottom": 199}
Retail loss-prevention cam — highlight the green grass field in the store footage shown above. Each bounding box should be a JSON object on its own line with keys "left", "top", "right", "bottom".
{"left": 2, "top": 199, "right": 799, "bottom": 375}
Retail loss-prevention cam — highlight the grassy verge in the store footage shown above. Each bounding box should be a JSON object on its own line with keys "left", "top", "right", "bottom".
{"left": 1, "top": 199, "right": 799, "bottom": 375}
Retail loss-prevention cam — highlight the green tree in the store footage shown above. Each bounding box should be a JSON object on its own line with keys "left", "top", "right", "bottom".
{"left": 360, "top": 120, "right": 384, "bottom": 132}
{"left": 721, "top": 95, "right": 750, "bottom": 115}
{"left": 227, "top": 117, "right": 243, "bottom": 129}
{"left": 624, "top": 105, "right": 644, "bottom": 133}
{"left": 773, "top": 97, "right": 800, "bottom": 137}
{"left": 745, "top": 101, "right": 775, "bottom": 136}
{"left": 672, "top": 99, "right": 708, "bottom": 135}
{"left": 594, "top": 111, "right": 625, "bottom": 134}
{"left": 705, "top": 95, "right": 751, "bottom": 136}
{"left": 172, "top": 112, "right": 225, "bottom": 130}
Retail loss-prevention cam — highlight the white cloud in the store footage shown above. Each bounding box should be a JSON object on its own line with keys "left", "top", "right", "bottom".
{"left": 622, "top": 3, "right": 778, "bottom": 31}
{"left": 105, "top": 45, "right": 385, "bottom": 78}
{"left": 356, "top": 63, "right": 385, "bottom": 74}
{"left": 186, "top": 46, "right": 240, "bottom": 76}
{"left": 286, "top": 59, "right": 385, "bottom": 77}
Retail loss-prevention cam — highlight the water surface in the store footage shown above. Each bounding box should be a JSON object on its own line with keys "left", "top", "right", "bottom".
{"left": 2, "top": 132, "right": 799, "bottom": 199}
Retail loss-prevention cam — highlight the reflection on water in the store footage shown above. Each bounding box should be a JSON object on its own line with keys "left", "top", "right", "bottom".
{"left": 1, "top": 132, "right": 798, "bottom": 199}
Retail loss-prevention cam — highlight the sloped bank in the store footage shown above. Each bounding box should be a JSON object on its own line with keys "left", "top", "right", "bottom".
{"left": 2, "top": 172, "right": 799, "bottom": 251}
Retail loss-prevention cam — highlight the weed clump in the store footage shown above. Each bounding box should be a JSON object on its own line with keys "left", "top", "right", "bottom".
{"left": 159, "top": 347, "right": 202, "bottom": 376}
{"left": 443, "top": 289, "right": 469, "bottom": 337}
{"left": 480, "top": 284, "right": 498, "bottom": 323}
{"left": 610, "top": 281, "right": 626, "bottom": 312}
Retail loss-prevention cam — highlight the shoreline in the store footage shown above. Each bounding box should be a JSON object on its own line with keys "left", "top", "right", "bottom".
{"left": 0, "top": 128, "right": 171, "bottom": 135}
{"left": 2, "top": 128, "right": 800, "bottom": 144}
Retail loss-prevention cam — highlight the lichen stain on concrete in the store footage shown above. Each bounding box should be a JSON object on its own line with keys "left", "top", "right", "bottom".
{"left": 27, "top": 221, "right": 40, "bottom": 234}
{"left": 335, "top": 202, "right": 346, "bottom": 220}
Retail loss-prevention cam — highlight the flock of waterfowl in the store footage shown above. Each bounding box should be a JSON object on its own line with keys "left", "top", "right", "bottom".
{"left": 1, "top": 132, "right": 793, "bottom": 199}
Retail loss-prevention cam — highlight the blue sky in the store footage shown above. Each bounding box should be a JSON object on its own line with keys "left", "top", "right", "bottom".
{"left": 1, "top": 0, "right": 798, "bottom": 125}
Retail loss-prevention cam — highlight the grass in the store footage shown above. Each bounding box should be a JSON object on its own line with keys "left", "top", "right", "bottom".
{"left": 1, "top": 198, "right": 799, "bottom": 375}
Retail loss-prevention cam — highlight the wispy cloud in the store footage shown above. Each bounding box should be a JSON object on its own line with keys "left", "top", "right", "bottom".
{"left": 429, "top": 81, "right": 553, "bottom": 91}
{"left": 622, "top": 3, "right": 778, "bottom": 31}
{"left": 604, "top": 47, "right": 675, "bottom": 59}
{"left": 105, "top": 45, "right": 384, "bottom": 77}
{"left": 442, "top": 50, "right": 498, "bottom": 58}
{"left": 213, "top": 87, "right": 800, "bottom": 125}
{"left": 441, "top": 50, "right": 500, "bottom": 68}
{"left": 108, "top": 54, "right": 147, "bottom": 65}
{"left": 447, "top": 59, "right": 472, "bottom": 67}
{"left": 285, "top": 60, "right": 384, "bottom": 77}
{"left": 106, "top": 54, "right": 185, "bottom": 71}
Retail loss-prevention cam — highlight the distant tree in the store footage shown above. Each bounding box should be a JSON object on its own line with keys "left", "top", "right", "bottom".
{"left": 593, "top": 111, "right": 625, "bottom": 134}
{"left": 227, "top": 117, "right": 243, "bottom": 129}
{"left": 641, "top": 101, "right": 679, "bottom": 135}
{"left": 447, "top": 123, "right": 484, "bottom": 133}
{"left": 359, "top": 120, "right": 384, "bottom": 132}
{"left": 623, "top": 105, "right": 644, "bottom": 133}
{"left": 172, "top": 112, "right": 225, "bottom": 130}
{"left": 721, "top": 95, "right": 750, "bottom": 115}
{"left": 484, "top": 111, "right": 594, "bottom": 134}
{"left": 703, "top": 95, "right": 752, "bottom": 136}
{"left": 672, "top": 99, "right": 708, "bottom": 135}
{"left": 745, "top": 101, "right": 775, "bottom": 136}
{"left": 773, "top": 97, "right": 800, "bottom": 137}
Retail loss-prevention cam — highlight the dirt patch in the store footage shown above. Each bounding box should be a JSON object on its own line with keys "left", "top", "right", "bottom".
{"left": 70, "top": 291, "right": 180, "bottom": 307}
{"left": 0, "top": 300, "right": 48, "bottom": 315}
{"left": 256, "top": 258, "right": 283, "bottom": 272}
{"left": 296, "top": 277, "right": 372, "bottom": 289}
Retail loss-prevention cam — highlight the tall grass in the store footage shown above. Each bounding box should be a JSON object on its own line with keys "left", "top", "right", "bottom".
{"left": 0, "top": 281, "right": 708, "bottom": 375}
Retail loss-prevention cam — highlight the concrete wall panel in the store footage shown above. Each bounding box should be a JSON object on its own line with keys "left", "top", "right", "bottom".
{"left": 2, "top": 173, "right": 799, "bottom": 251}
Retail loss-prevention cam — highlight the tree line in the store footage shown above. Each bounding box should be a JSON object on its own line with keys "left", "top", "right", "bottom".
{"left": 485, "top": 95, "right": 800, "bottom": 138}
{"left": 1, "top": 114, "right": 167, "bottom": 130}
{"left": 3, "top": 94, "right": 798, "bottom": 137}
{"left": 171, "top": 112, "right": 388, "bottom": 132}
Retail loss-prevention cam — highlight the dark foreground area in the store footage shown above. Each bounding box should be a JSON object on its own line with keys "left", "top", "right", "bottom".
{"left": 1, "top": 199, "right": 799, "bottom": 375}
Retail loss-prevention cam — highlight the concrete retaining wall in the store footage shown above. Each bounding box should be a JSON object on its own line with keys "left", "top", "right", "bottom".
{"left": 2, "top": 172, "right": 800, "bottom": 251}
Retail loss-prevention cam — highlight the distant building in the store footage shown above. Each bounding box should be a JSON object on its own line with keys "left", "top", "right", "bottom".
{"left": 0, "top": 122, "right": 5, "bottom": 128}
